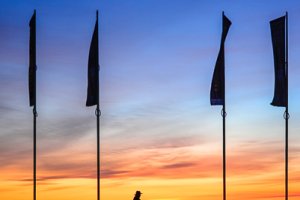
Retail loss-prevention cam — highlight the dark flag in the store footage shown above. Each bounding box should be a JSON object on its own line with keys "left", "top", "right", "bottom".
{"left": 210, "top": 13, "right": 231, "bottom": 106}
{"left": 29, "top": 11, "right": 36, "bottom": 107}
{"left": 86, "top": 14, "right": 99, "bottom": 107}
{"left": 270, "top": 16, "right": 286, "bottom": 107}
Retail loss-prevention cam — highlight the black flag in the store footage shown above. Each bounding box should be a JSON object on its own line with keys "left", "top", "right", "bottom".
{"left": 270, "top": 16, "right": 286, "bottom": 107}
{"left": 29, "top": 11, "right": 36, "bottom": 107}
{"left": 86, "top": 14, "right": 99, "bottom": 107}
{"left": 210, "top": 13, "right": 231, "bottom": 105}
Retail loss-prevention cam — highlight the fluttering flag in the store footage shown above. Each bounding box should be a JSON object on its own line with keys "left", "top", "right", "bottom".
{"left": 270, "top": 16, "right": 286, "bottom": 107}
{"left": 210, "top": 13, "right": 231, "bottom": 106}
{"left": 29, "top": 11, "right": 36, "bottom": 107}
{"left": 86, "top": 15, "right": 99, "bottom": 107}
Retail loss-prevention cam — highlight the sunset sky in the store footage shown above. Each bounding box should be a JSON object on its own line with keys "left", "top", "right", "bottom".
{"left": 1, "top": 0, "right": 300, "bottom": 200}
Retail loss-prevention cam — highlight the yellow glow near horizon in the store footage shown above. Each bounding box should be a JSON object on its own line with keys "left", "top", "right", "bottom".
{"left": 2, "top": 143, "right": 300, "bottom": 200}
{"left": 2, "top": 174, "right": 300, "bottom": 200}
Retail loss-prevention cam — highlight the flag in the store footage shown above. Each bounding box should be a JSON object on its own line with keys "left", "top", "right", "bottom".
{"left": 29, "top": 11, "right": 36, "bottom": 107}
{"left": 270, "top": 16, "right": 286, "bottom": 107}
{"left": 210, "top": 13, "right": 231, "bottom": 105}
{"left": 86, "top": 14, "right": 99, "bottom": 107}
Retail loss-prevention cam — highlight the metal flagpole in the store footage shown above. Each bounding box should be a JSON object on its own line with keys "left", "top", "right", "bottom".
{"left": 96, "top": 98, "right": 100, "bottom": 200}
{"left": 33, "top": 104, "right": 37, "bottom": 200}
{"left": 96, "top": 10, "right": 101, "bottom": 200}
{"left": 222, "top": 105, "right": 226, "bottom": 200}
{"left": 285, "top": 11, "right": 289, "bottom": 200}
{"left": 222, "top": 54, "right": 226, "bottom": 200}
{"left": 222, "top": 11, "right": 227, "bottom": 200}
{"left": 222, "top": 106, "right": 226, "bottom": 200}
{"left": 31, "top": 9, "right": 37, "bottom": 200}
{"left": 96, "top": 104, "right": 100, "bottom": 200}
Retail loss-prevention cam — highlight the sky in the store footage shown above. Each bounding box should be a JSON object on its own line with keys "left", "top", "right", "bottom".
{"left": 1, "top": 0, "right": 300, "bottom": 200}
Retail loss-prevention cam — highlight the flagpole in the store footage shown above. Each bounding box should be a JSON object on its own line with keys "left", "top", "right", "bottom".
{"left": 32, "top": 9, "right": 37, "bottom": 200}
{"left": 96, "top": 104, "right": 100, "bottom": 200}
{"left": 222, "top": 105, "right": 226, "bottom": 200}
{"left": 96, "top": 10, "right": 101, "bottom": 200}
{"left": 222, "top": 16, "right": 227, "bottom": 200}
{"left": 222, "top": 11, "right": 227, "bottom": 200}
{"left": 33, "top": 104, "right": 37, "bottom": 200}
{"left": 285, "top": 11, "right": 289, "bottom": 200}
{"left": 96, "top": 98, "right": 100, "bottom": 200}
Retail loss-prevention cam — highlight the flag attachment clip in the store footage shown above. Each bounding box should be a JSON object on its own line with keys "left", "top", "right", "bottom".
{"left": 33, "top": 107, "right": 38, "bottom": 117}
{"left": 95, "top": 108, "right": 101, "bottom": 117}
{"left": 221, "top": 108, "right": 227, "bottom": 117}
{"left": 284, "top": 111, "right": 290, "bottom": 120}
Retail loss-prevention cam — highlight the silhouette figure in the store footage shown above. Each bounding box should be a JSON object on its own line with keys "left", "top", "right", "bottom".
{"left": 133, "top": 191, "right": 142, "bottom": 200}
